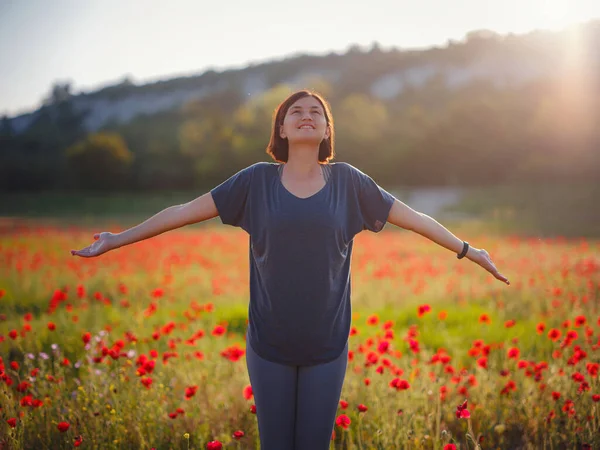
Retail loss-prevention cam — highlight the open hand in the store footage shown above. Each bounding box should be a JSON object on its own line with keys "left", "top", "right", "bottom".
{"left": 466, "top": 247, "right": 510, "bottom": 285}
{"left": 70, "top": 232, "right": 117, "bottom": 258}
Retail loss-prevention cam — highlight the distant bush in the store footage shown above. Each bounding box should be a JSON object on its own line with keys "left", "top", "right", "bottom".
{"left": 65, "top": 132, "right": 134, "bottom": 190}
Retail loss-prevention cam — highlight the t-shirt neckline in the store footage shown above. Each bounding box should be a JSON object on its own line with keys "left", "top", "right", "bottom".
{"left": 276, "top": 163, "right": 332, "bottom": 200}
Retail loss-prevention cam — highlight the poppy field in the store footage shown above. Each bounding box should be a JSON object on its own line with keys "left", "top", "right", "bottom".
{"left": 1, "top": 220, "right": 599, "bottom": 449}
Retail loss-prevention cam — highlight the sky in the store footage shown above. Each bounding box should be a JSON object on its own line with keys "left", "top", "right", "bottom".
{"left": 1, "top": 0, "right": 599, "bottom": 117}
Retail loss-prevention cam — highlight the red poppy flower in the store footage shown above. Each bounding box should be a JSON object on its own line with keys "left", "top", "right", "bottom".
{"left": 548, "top": 329, "right": 561, "bottom": 341}
{"left": 357, "top": 404, "right": 368, "bottom": 412}
{"left": 185, "top": 385, "right": 198, "bottom": 399}
{"left": 243, "top": 384, "right": 253, "bottom": 400}
{"left": 57, "top": 421, "right": 70, "bottom": 432}
{"left": 232, "top": 430, "right": 244, "bottom": 440}
{"left": 417, "top": 304, "right": 431, "bottom": 317}
{"left": 7, "top": 418, "right": 17, "bottom": 428}
{"left": 479, "top": 314, "right": 491, "bottom": 324}
{"left": 335, "top": 414, "right": 351, "bottom": 429}
{"left": 366, "top": 314, "right": 379, "bottom": 326}
{"left": 507, "top": 347, "right": 520, "bottom": 359}
{"left": 206, "top": 441, "right": 222, "bottom": 450}
{"left": 455, "top": 399, "right": 469, "bottom": 419}
{"left": 211, "top": 325, "right": 226, "bottom": 336}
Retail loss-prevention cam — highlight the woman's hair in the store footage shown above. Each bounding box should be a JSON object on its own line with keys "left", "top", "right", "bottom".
{"left": 266, "top": 90, "right": 335, "bottom": 163}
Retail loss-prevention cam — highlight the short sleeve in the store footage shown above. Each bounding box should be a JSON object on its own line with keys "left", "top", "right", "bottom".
{"left": 210, "top": 164, "right": 255, "bottom": 232}
{"left": 348, "top": 164, "right": 395, "bottom": 233}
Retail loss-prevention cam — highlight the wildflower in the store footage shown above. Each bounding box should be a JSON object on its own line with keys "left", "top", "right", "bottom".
{"left": 548, "top": 329, "right": 561, "bottom": 341}
{"left": 417, "top": 304, "right": 431, "bottom": 317}
{"left": 366, "top": 314, "right": 379, "bottom": 325}
{"left": 185, "top": 385, "right": 198, "bottom": 399}
{"left": 7, "top": 418, "right": 17, "bottom": 428}
{"left": 479, "top": 314, "right": 491, "bottom": 325}
{"left": 507, "top": 347, "right": 520, "bottom": 359}
{"left": 57, "top": 421, "right": 70, "bottom": 432}
{"left": 211, "top": 325, "right": 226, "bottom": 336}
{"left": 443, "top": 445, "right": 457, "bottom": 450}
{"left": 243, "top": 384, "right": 253, "bottom": 400}
{"left": 335, "top": 414, "right": 351, "bottom": 429}
{"left": 232, "top": 430, "right": 244, "bottom": 440}
{"left": 206, "top": 441, "right": 222, "bottom": 450}
{"left": 476, "top": 357, "right": 488, "bottom": 369}
{"left": 455, "top": 399, "right": 470, "bottom": 419}
{"left": 357, "top": 404, "right": 368, "bottom": 412}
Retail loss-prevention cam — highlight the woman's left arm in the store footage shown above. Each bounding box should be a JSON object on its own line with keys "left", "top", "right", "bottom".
{"left": 386, "top": 199, "right": 510, "bottom": 285}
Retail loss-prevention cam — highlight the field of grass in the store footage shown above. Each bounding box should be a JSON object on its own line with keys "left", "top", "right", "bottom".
{"left": 440, "top": 182, "right": 600, "bottom": 239}
{"left": 1, "top": 187, "right": 599, "bottom": 449}
{"left": 2, "top": 181, "right": 599, "bottom": 237}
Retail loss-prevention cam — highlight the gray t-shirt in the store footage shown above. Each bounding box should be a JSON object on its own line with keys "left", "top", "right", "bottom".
{"left": 210, "top": 161, "right": 395, "bottom": 366}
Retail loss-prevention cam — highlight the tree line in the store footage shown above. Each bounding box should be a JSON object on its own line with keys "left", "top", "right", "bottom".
{"left": 1, "top": 25, "right": 599, "bottom": 192}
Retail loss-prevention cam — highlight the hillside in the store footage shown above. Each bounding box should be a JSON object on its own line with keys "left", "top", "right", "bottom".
{"left": 7, "top": 21, "right": 599, "bottom": 133}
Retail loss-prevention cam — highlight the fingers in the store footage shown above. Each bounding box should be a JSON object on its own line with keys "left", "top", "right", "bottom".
{"left": 71, "top": 248, "right": 86, "bottom": 257}
{"left": 71, "top": 233, "right": 99, "bottom": 257}
{"left": 483, "top": 253, "right": 510, "bottom": 285}
{"left": 494, "top": 269, "right": 510, "bottom": 285}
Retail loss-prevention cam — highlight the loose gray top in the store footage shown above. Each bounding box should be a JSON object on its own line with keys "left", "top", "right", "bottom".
{"left": 210, "top": 161, "right": 395, "bottom": 366}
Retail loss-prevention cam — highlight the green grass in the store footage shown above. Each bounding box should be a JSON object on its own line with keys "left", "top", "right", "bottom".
{"left": 3, "top": 182, "right": 600, "bottom": 238}
{"left": 441, "top": 182, "right": 600, "bottom": 238}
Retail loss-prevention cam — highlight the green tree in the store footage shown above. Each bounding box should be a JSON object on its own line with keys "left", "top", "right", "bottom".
{"left": 65, "top": 132, "right": 134, "bottom": 190}
{"left": 333, "top": 93, "right": 389, "bottom": 167}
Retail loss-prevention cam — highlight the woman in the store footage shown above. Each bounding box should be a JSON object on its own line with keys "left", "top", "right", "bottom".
{"left": 71, "top": 90, "right": 510, "bottom": 449}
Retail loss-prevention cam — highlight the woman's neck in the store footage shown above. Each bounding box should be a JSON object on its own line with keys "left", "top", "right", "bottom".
{"left": 285, "top": 145, "right": 322, "bottom": 178}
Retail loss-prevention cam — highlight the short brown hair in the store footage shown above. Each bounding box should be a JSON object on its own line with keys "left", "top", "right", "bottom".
{"left": 266, "top": 90, "right": 335, "bottom": 163}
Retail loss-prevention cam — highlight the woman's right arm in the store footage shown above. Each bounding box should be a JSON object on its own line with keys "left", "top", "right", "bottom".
{"left": 113, "top": 192, "right": 219, "bottom": 248}
{"left": 71, "top": 192, "right": 219, "bottom": 257}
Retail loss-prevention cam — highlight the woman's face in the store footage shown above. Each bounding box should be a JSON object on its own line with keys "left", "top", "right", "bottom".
{"left": 280, "top": 95, "right": 330, "bottom": 145}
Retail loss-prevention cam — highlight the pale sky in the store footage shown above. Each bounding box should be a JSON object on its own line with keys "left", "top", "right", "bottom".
{"left": 1, "top": 0, "right": 599, "bottom": 117}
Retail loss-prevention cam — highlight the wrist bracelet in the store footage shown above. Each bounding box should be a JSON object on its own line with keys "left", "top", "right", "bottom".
{"left": 457, "top": 241, "right": 469, "bottom": 259}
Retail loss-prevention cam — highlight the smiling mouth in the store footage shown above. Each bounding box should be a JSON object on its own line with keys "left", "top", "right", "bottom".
{"left": 298, "top": 125, "right": 315, "bottom": 129}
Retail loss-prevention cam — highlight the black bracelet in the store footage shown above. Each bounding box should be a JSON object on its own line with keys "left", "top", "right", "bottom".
{"left": 457, "top": 241, "right": 469, "bottom": 259}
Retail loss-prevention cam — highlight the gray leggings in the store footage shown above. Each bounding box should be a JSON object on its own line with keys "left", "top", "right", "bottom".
{"left": 245, "top": 338, "right": 349, "bottom": 450}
